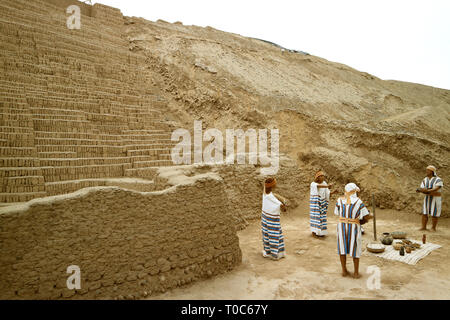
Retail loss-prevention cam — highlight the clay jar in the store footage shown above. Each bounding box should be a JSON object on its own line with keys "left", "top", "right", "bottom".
{"left": 380, "top": 232, "right": 394, "bottom": 245}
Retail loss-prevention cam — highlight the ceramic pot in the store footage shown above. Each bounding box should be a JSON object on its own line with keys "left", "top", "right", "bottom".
{"left": 380, "top": 232, "right": 393, "bottom": 245}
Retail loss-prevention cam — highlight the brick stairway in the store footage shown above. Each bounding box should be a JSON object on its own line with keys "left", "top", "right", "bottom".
{"left": 0, "top": 0, "right": 176, "bottom": 203}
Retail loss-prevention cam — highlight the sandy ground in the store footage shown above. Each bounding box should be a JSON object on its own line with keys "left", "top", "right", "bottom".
{"left": 149, "top": 201, "right": 450, "bottom": 300}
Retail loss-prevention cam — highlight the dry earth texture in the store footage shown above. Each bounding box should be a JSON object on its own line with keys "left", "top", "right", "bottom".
{"left": 0, "top": 0, "right": 449, "bottom": 300}
{"left": 150, "top": 205, "right": 450, "bottom": 300}
{"left": 125, "top": 16, "right": 449, "bottom": 215}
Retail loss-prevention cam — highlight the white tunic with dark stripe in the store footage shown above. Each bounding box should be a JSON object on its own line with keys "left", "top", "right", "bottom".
{"left": 261, "top": 192, "right": 285, "bottom": 259}
{"left": 334, "top": 196, "right": 369, "bottom": 258}
{"left": 420, "top": 176, "right": 443, "bottom": 217}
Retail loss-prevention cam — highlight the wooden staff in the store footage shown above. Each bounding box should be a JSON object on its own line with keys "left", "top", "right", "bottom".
{"left": 273, "top": 193, "right": 287, "bottom": 205}
{"left": 372, "top": 194, "right": 377, "bottom": 241}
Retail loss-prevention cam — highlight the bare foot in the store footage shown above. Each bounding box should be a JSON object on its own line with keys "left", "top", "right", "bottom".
{"left": 352, "top": 272, "right": 362, "bottom": 279}
{"left": 271, "top": 256, "right": 284, "bottom": 261}
{"left": 419, "top": 228, "right": 427, "bottom": 231}
{"left": 431, "top": 228, "right": 437, "bottom": 232}
{"left": 342, "top": 270, "right": 349, "bottom": 277}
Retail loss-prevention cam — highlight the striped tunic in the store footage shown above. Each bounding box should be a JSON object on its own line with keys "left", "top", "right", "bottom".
{"left": 310, "top": 182, "right": 329, "bottom": 236}
{"left": 420, "top": 176, "right": 443, "bottom": 217}
{"left": 334, "top": 196, "right": 369, "bottom": 258}
{"left": 261, "top": 192, "right": 285, "bottom": 259}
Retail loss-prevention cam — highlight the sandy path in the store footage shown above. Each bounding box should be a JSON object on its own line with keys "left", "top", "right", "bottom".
{"left": 149, "top": 202, "right": 450, "bottom": 300}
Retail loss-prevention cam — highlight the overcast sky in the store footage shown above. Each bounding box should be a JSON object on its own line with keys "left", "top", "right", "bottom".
{"left": 92, "top": 0, "right": 450, "bottom": 90}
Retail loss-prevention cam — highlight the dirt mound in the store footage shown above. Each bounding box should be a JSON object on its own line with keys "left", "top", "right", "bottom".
{"left": 124, "top": 16, "right": 449, "bottom": 215}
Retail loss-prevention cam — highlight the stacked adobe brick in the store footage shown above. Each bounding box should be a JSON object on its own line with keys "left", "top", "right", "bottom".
{"left": 0, "top": 174, "right": 242, "bottom": 299}
{"left": 0, "top": 0, "right": 176, "bottom": 203}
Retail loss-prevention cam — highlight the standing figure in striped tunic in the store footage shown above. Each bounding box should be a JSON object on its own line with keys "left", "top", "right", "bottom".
{"left": 416, "top": 165, "right": 444, "bottom": 231}
{"left": 335, "top": 183, "right": 372, "bottom": 278}
{"left": 310, "top": 171, "right": 334, "bottom": 238}
{"left": 261, "top": 178, "right": 287, "bottom": 260}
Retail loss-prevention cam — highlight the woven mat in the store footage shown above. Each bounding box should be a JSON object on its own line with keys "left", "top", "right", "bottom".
{"left": 364, "top": 240, "right": 441, "bottom": 265}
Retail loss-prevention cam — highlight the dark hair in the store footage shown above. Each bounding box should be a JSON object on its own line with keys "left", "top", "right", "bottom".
{"left": 265, "top": 178, "right": 275, "bottom": 194}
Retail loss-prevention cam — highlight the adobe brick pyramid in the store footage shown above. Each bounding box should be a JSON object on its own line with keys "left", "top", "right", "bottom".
{"left": 0, "top": 0, "right": 177, "bottom": 204}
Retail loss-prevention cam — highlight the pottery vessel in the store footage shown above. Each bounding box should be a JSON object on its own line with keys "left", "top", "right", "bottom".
{"left": 381, "top": 232, "right": 394, "bottom": 245}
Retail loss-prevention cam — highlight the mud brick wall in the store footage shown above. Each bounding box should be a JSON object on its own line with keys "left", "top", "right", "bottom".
{"left": 0, "top": 177, "right": 242, "bottom": 300}
{"left": 47, "top": 0, "right": 92, "bottom": 16}
{"left": 91, "top": 3, "right": 124, "bottom": 28}
{"left": 209, "top": 158, "right": 308, "bottom": 230}
{"left": 0, "top": 0, "right": 175, "bottom": 203}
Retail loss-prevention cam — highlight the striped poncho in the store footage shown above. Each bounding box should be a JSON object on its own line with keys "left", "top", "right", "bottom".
{"left": 334, "top": 195, "right": 369, "bottom": 258}
{"left": 420, "top": 175, "right": 443, "bottom": 217}
{"left": 310, "top": 181, "right": 330, "bottom": 236}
